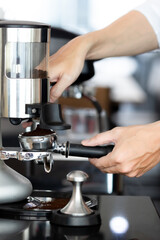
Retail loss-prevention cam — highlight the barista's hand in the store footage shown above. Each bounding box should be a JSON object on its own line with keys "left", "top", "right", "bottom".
{"left": 49, "top": 36, "right": 89, "bottom": 102}
{"left": 82, "top": 122, "right": 160, "bottom": 177}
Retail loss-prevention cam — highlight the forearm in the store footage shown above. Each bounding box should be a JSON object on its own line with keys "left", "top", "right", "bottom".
{"left": 81, "top": 10, "right": 158, "bottom": 60}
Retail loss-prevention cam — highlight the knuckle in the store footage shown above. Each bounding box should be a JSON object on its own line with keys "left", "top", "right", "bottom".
{"left": 50, "top": 89, "right": 61, "bottom": 99}
{"left": 118, "top": 165, "right": 132, "bottom": 175}
{"left": 135, "top": 172, "right": 143, "bottom": 178}
{"left": 113, "top": 154, "right": 123, "bottom": 164}
{"left": 90, "top": 158, "right": 107, "bottom": 170}
{"left": 126, "top": 172, "right": 137, "bottom": 178}
{"left": 119, "top": 168, "right": 128, "bottom": 175}
{"left": 101, "top": 169, "right": 107, "bottom": 173}
{"left": 112, "top": 126, "right": 122, "bottom": 135}
{"left": 95, "top": 161, "right": 105, "bottom": 169}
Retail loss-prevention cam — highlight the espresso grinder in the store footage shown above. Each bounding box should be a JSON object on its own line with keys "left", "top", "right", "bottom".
{"left": 0, "top": 21, "right": 113, "bottom": 227}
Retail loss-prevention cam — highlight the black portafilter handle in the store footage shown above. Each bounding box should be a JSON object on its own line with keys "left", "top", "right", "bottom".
{"left": 67, "top": 143, "right": 114, "bottom": 158}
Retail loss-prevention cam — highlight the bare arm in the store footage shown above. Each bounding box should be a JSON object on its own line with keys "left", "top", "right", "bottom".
{"left": 48, "top": 9, "right": 160, "bottom": 177}
{"left": 49, "top": 10, "right": 158, "bottom": 102}
{"left": 85, "top": 10, "right": 158, "bottom": 59}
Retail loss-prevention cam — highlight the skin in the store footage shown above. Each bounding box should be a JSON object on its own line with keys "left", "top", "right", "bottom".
{"left": 82, "top": 122, "right": 160, "bottom": 177}
{"left": 49, "top": 11, "right": 158, "bottom": 102}
{"left": 25, "top": 10, "right": 160, "bottom": 177}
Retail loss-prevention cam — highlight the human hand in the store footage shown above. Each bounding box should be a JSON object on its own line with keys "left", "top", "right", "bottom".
{"left": 49, "top": 36, "right": 89, "bottom": 102}
{"left": 82, "top": 122, "right": 160, "bottom": 177}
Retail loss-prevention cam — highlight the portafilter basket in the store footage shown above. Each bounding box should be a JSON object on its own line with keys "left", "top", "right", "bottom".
{"left": 18, "top": 133, "right": 56, "bottom": 151}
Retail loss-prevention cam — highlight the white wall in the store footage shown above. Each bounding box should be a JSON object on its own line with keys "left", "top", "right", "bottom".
{"left": 0, "top": 0, "right": 58, "bottom": 25}
{"left": 0, "top": 0, "right": 145, "bottom": 31}
{"left": 88, "top": 0, "right": 145, "bottom": 29}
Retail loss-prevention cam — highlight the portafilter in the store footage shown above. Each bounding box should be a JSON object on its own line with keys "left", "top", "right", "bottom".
{"left": 18, "top": 126, "right": 114, "bottom": 159}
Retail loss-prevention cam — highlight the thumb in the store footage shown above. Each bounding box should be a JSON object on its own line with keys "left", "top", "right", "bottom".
{"left": 81, "top": 131, "right": 115, "bottom": 146}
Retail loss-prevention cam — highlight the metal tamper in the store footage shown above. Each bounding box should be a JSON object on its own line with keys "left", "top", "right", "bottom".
{"left": 51, "top": 170, "right": 101, "bottom": 227}
{"left": 61, "top": 171, "right": 93, "bottom": 216}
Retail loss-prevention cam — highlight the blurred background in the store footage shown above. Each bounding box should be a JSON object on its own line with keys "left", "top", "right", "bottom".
{"left": 1, "top": 0, "right": 160, "bottom": 212}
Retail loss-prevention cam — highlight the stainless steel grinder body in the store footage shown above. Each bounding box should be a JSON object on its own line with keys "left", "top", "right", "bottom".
{"left": 0, "top": 21, "right": 51, "bottom": 204}
{"left": 0, "top": 21, "right": 51, "bottom": 120}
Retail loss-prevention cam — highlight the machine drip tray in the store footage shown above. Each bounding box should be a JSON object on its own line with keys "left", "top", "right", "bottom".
{"left": 0, "top": 191, "right": 97, "bottom": 220}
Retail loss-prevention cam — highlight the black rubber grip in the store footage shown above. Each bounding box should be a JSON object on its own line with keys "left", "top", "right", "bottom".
{"left": 68, "top": 143, "right": 114, "bottom": 158}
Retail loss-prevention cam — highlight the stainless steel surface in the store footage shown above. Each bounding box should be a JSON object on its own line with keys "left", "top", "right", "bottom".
{"left": 50, "top": 154, "right": 89, "bottom": 161}
{"left": 0, "top": 21, "right": 51, "bottom": 204}
{"left": 18, "top": 132, "right": 68, "bottom": 156}
{"left": 18, "top": 133, "right": 57, "bottom": 151}
{"left": 24, "top": 196, "right": 42, "bottom": 209}
{"left": 0, "top": 161, "right": 32, "bottom": 204}
{"left": 2, "top": 78, "right": 45, "bottom": 118}
{"left": 0, "top": 22, "right": 50, "bottom": 118}
{"left": 5, "top": 27, "right": 50, "bottom": 43}
{"left": 0, "top": 147, "right": 52, "bottom": 161}
{"left": 0, "top": 219, "right": 29, "bottom": 237}
{"left": 67, "top": 170, "right": 88, "bottom": 182}
{"left": 43, "top": 155, "right": 54, "bottom": 173}
{"left": 60, "top": 171, "right": 93, "bottom": 216}
{"left": 0, "top": 148, "right": 89, "bottom": 162}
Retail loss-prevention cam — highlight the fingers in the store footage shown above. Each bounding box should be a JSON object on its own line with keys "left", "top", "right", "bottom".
{"left": 89, "top": 157, "right": 139, "bottom": 177}
{"left": 88, "top": 147, "right": 140, "bottom": 177}
{"left": 89, "top": 154, "right": 115, "bottom": 170}
{"left": 50, "top": 79, "right": 66, "bottom": 103}
{"left": 81, "top": 130, "right": 116, "bottom": 146}
{"left": 48, "top": 41, "right": 86, "bottom": 102}
{"left": 49, "top": 61, "right": 80, "bottom": 103}
{"left": 50, "top": 73, "right": 76, "bottom": 102}
{"left": 89, "top": 152, "right": 159, "bottom": 178}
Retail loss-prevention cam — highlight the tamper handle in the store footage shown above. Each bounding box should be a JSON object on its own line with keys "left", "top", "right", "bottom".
{"left": 60, "top": 170, "right": 93, "bottom": 216}
{"left": 68, "top": 143, "right": 114, "bottom": 158}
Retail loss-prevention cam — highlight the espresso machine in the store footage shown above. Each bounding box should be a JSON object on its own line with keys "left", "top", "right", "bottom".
{"left": 0, "top": 20, "right": 114, "bottom": 228}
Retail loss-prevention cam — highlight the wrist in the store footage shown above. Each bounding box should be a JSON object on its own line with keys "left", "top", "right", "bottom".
{"left": 74, "top": 34, "right": 96, "bottom": 60}
{"left": 149, "top": 121, "right": 160, "bottom": 148}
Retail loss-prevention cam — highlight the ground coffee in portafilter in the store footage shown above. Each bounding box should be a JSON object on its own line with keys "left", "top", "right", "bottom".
{"left": 23, "top": 125, "right": 54, "bottom": 136}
